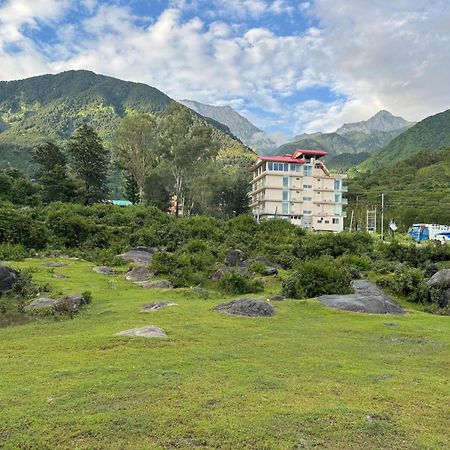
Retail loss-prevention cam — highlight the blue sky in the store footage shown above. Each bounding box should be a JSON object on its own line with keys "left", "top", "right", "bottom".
{"left": 1, "top": 0, "right": 449, "bottom": 138}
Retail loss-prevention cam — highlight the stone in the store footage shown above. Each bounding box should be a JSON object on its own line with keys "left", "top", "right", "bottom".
{"left": 268, "top": 295, "right": 286, "bottom": 302}
{"left": 242, "top": 256, "right": 281, "bottom": 269}
{"left": 225, "top": 250, "right": 247, "bottom": 267}
{"left": 93, "top": 266, "right": 116, "bottom": 275}
{"left": 54, "top": 294, "right": 84, "bottom": 312}
{"left": 126, "top": 266, "right": 153, "bottom": 281}
{"left": 135, "top": 280, "right": 174, "bottom": 289}
{"left": 0, "top": 264, "right": 18, "bottom": 292}
{"left": 317, "top": 280, "right": 405, "bottom": 315}
{"left": 214, "top": 298, "right": 275, "bottom": 317}
{"left": 140, "top": 302, "right": 177, "bottom": 312}
{"left": 426, "top": 269, "right": 450, "bottom": 290}
{"left": 115, "top": 325, "right": 167, "bottom": 338}
{"left": 210, "top": 266, "right": 248, "bottom": 280}
{"left": 264, "top": 267, "right": 278, "bottom": 276}
{"left": 53, "top": 274, "right": 68, "bottom": 279}
{"left": 25, "top": 297, "right": 55, "bottom": 311}
{"left": 118, "top": 247, "right": 157, "bottom": 265}
{"left": 42, "top": 262, "right": 68, "bottom": 268}
{"left": 425, "top": 263, "right": 439, "bottom": 278}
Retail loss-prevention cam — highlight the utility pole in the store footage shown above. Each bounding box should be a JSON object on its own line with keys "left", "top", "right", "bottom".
{"left": 349, "top": 210, "right": 354, "bottom": 232}
{"left": 381, "top": 193, "right": 385, "bottom": 240}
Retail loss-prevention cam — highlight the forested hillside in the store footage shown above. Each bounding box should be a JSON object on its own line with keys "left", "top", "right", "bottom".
{"left": 362, "top": 108, "right": 450, "bottom": 169}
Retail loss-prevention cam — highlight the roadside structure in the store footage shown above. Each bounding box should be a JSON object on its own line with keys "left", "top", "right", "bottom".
{"left": 250, "top": 149, "right": 347, "bottom": 232}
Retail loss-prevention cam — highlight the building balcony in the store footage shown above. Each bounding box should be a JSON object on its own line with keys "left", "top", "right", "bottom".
{"left": 341, "top": 198, "right": 348, "bottom": 205}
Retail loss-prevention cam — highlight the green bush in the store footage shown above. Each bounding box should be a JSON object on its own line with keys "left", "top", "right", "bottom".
{"left": 0, "top": 244, "right": 30, "bottom": 261}
{"left": 218, "top": 270, "right": 264, "bottom": 295}
{"left": 282, "top": 257, "right": 352, "bottom": 299}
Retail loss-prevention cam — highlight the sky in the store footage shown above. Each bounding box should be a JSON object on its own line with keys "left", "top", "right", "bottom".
{"left": 1, "top": 0, "right": 450, "bottom": 137}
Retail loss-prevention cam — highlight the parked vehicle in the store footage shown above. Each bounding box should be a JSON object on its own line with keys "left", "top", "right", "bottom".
{"left": 408, "top": 224, "right": 450, "bottom": 242}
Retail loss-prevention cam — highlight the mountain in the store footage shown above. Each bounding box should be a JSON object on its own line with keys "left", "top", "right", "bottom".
{"left": 179, "top": 99, "right": 277, "bottom": 152}
{"left": 361, "top": 108, "right": 450, "bottom": 169}
{"left": 336, "top": 110, "right": 414, "bottom": 134}
{"left": 0, "top": 71, "right": 253, "bottom": 174}
{"left": 269, "top": 110, "right": 413, "bottom": 160}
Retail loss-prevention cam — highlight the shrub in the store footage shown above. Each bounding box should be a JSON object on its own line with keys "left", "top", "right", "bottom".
{"left": 0, "top": 244, "right": 29, "bottom": 261}
{"left": 282, "top": 257, "right": 352, "bottom": 299}
{"left": 218, "top": 270, "right": 264, "bottom": 295}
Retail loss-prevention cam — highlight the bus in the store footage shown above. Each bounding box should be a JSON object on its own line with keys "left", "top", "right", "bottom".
{"left": 408, "top": 224, "right": 450, "bottom": 242}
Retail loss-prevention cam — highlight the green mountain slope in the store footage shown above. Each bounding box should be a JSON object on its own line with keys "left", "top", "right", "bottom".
{"left": 362, "top": 108, "right": 450, "bottom": 169}
{"left": 0, "top": 70, "right": 251, "bottom": 174}
{"left": 348, "top": 147, "right": 450, "bottom": 229}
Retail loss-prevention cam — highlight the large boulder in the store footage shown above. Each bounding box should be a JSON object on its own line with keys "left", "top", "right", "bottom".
{"left": 118, "top": 247, "right": 158, "bottom": 265}
{"left": 135, "top": 280, "right": 174, "bottom": 289}
{"left": 225, "top": 250, "right": 247, "bottom": 267}
{"left": 214, "top": 298, "right": 275, "bottom": 317}
{"left": 140, "top": 302, "right": 177, "bottom": 312}
{"left": 126, "top": 266, "right": 153, "bottom": 281}
{"left": 317, "top": 280, "right": 404, "bottom": 314}
{"left": 426, "top": 269, "right": 450, "bottom": 290}
{"left": 54, "top": 294, "right": 84, "bottom": 313}
{"left": 0, "top": 264, "right": 18, "bottom": 293}
{"left": 115, "top": 325, "right": 167, "bottom": 338}
{"left": 25, "top": 298, "right": 55, "bottom": 311}
{"left": 93, "top": 266, "right": 116, "bottom": 275}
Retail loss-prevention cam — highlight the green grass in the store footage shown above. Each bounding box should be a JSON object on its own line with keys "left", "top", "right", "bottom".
{"left": 0, "top": 259, "right": 449, "bottom": 449}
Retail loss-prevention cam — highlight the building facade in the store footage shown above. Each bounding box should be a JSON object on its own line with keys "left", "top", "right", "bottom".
{"left": 250, "top": 149, "right": 347, "bottom": 232}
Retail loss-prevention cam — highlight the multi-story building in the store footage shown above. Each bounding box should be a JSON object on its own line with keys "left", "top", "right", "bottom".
{"left": 250, "top": 149, "right": 347, "bottom": 232}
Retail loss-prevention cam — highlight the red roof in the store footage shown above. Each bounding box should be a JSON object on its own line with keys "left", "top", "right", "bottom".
{"left": 258, "top": 156, "right": 306, "bottom": 164}
{"left": 257, "top": 149, "right": 327, "bottom": 164}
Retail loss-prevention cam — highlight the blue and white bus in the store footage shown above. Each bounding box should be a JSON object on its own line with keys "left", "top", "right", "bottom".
{"left": 408, "top": 224, "right": 450, "bottom": 242}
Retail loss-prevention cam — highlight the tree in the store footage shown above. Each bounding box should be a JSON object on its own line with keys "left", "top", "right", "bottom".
{"left": 115, "top": 114, "right": 159, "bottom": 203}
{"left": 32, "top": 142, "right": 77, "bottom": 203}
{"left": 158, "top": 103, "right": 219, "bottom": 216}
{"left": 144, "top": 165, "right": 171, "bottom": 211}
{"left": 124, "top": 172, "right": 140, "bottom": 205}
{"left": 67, "top": 125, "right": 110, "bottom": 205}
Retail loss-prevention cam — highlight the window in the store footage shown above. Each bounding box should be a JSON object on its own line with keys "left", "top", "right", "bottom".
{"left": 303, "top": 165, "right": 312, "bottom": 176}
{"left": 334, "top": 193, "right": 342, "bottom": 203}
{"left": 282, "top": 202, "right": 289, "bottom": 214}
{"left": 333, "top": 218, "right": 340, "bottom": 224}
{"left": 290, "top": 163, "right": 300, "bottom": 172}
{"left": 283, "top": 176, "right": 289, "bottom": 187}
{"left": 325, "top": 220, "right": 330, "bottom": 224}
{"left": 282, "top": 190, "right": 289, "bottom": 201}
{"left": 303, "top": 210, "right": 312, "bottom": 215}
{"left": 334, "top": 179, "right": 341, "bottom": 190}
{"left": 303, "top": 184, "right": 312, "bottom": 189}
{"left": 268, "top": 162, "right": 273, "bottom": 170}
{"left": 303, "top": 196, "right": 312, "bottom": 202}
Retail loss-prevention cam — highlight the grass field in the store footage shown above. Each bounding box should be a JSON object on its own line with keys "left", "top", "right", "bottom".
{"left": 0, "top": 258, "right": 449, "bottom": 449}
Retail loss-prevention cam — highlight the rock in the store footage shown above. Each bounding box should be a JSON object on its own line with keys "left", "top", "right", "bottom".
{"left": 25, "top": 298, "right": 55, "bottom": 311}
{"left": 118, "top": 247, "right": 157, "bottom": 265}
{"left": 140, "top": 302, "right": 177, "bottom": 312}
{"left": 317, "top": 280, "right": 405, "bottom": 315}
{"left": 115, "top": 325, "right": 167, "bottom": 338}
{"left": 426, "top": 269, "right": 450, "bottom": 290}
{"left": 53, "top": 274, "right": 68, "bottom": 279}
{"left": 135, "top": 280, "right": 174, "bottom": 289}
{"left": 243, "top": 256, "right": 281, "bottom": 269}
{"left": 225, "top": 250, "right": 247, "bottom": 267}
{"left": 268, "top": 295, "right": 286, "bottom": 302}
{"left": 93, "top": 266, "right": 116, "bottom": 275}
{"left": 126, "top": 266, "right": 153, "bottom": 281}
{"left": 211, "top": 266, "right": 248, "bottom": 280}
{"left": 0, "top": 264, "right": 18, "bottom": 292}
{"left": 42, "top": 262, "right": 68, "bottom": 268}
{"left": 264, "top": 267, "right": 278, "bottom": 276}
{"left": 214, "top": 298, "right": 275, "bottom": 317}
{"left": 425, "top": 263, "right": 439, "bottom": 278}
{"left": 54, "top": 294, "right": 84, "bottom": 312}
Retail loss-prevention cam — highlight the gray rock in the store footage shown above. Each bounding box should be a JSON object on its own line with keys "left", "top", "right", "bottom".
{"left": 0, "top": 264, "right": 18, "bottom": 292}
{"left": 53, "top": 273, "right": 68, "bottom": 279}
{"left": 135, "top": 280, "right": 174, "bottom": 289}
{"left": 317, "top": 280, "right": 405, "bottom": 315}
{"left": 242, "top": 256, "right": 281, "bottom": 269}
{"left": 25, "top": 298, "right": 55, "bottom": 311}
{"left": 264, "top": 267, "right": 278, "bottom": 276}
{"left": 42, "top": 262, "right": 68, "bottom": 268}
{"left": 126, "top": 266, "right": 153, "bottom": 281}
{"left": 118, "top": 247, "right": 157, "bottom": 265}
{"left": 211, "top": 266, "right": 248, "bottom": 280}
{"left": 225, "top": 250, "right": 247, "bottom": 267}
{"left": 93, "top": 266, "right": 116, "bottom": 275}
{"left": 115, "top": 325, "right": 167, "bottom": 338}
{"left": 54, "top": 294, "right": 84, "bottom": 312}
{"left": 426, "top": 269, "right": 450, "bottom": 290}
{"left": 140, "top": 302, "right": 177, "bottom": 312}
{"left": 268, "top": 295, "right": 286, "bottom": 302}
{"left": 425, "top": 263, "right": 439, "bottom": 278}
{"left": 214, "top": 298, "right": 275, "bottom": 317}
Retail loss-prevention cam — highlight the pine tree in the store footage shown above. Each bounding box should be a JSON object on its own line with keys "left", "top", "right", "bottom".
{"left": 67, "top": 125, "right": 110, "bottom": 205}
